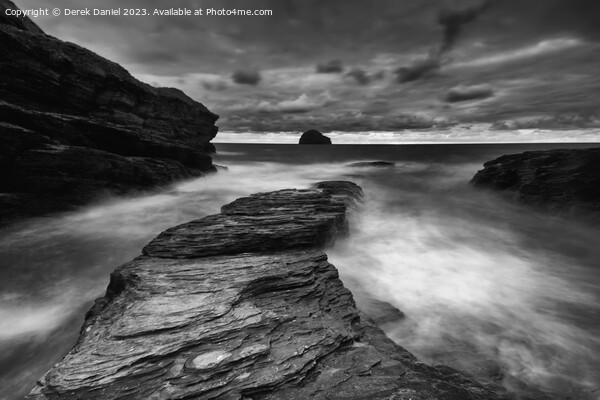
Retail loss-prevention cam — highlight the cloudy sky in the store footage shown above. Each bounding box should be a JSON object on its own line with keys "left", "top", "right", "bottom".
{"left": 18, "top": 0, "right": 600, "bottom": 132}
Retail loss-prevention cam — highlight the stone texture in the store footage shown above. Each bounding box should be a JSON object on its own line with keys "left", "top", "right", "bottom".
{"left": 0, "top": 0, "right": 219, "bottom": 224}
{"left": 298, "top": 129, "right": 332, "bottom": 145}
{"left": 29, "top": 181, "right": 506, "bottom": 400}
{"left": 143, "top": 184, "right": 359, "bottom": 259}
{"left": 471, "top": 148, "right": 600, "bottom": 216}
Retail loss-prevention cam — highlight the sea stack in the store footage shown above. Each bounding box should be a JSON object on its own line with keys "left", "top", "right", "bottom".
{"left": 299, "top": 129, "right": 332, "bottom": 144}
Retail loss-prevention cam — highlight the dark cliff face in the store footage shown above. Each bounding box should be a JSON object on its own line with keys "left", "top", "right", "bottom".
{"left": 0, "top": 0, "right": 219, "bottom": 224}
{"left": 471, "top": 148, "right": 600, "bottom": 216}
{"left": 28, "top": 181, "right": 507, "bottom": 400}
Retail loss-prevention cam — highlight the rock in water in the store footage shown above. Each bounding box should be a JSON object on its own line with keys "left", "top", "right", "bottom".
{"left": 29, "top": 181, "right": 506, "bottom": 400}
{"left": 348, "top": 161, "right": 396, "bottom": 168}
{"left": 471, "top": 148, "right": 600, "bottom": 216}
{"left": 0, "top": 0, "right": 219, "bottom": 224}
{"left": 299, "top": 129, "right": 332, "bottom": 144}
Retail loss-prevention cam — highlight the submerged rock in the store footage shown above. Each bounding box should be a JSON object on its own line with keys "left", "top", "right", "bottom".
{"left": 471, "top": 148, "right": 600, "bottom": 216}
{"left": 313, "top": 180, "right": 364, "bottom": 203}
{"left": 214, "top": 164, "right": 229, "bottom": 172}
{"left": 0, "top": 0, "right": 219, "bottom": 224}
{"left": 361, "top": 298, "right": 406, "bottom": 326}
{"left": 348, "top": 161, "right": 396, "bottom": 168}
{"left": 298, "top": 129, "right": 332, "bottom": 144}
{"left": 29, "top": 181, "right": 506, "bottom": 400}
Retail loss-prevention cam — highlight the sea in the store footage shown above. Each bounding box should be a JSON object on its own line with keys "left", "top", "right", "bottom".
{"left": 1, "top": 142, "right": 599, "bottom": 400}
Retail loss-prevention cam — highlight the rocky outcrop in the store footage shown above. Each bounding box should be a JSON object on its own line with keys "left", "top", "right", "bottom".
{"left": 471, "top": 148, "right": 600, "bottom": 216}
{"left": 348, "top": 161, "right": 396, "bottom": 168}
{"left": 298, "top": 129, "right": 332, "bottom": 144}
{"left": 0, "top": 0, "right": 219, "bottom": 224}
{"left": 29, "top": 181, "right": 505, "bottom": 400}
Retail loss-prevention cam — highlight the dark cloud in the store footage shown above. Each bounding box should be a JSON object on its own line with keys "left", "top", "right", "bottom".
{"left": 395, "top": 57, "right": 440, "bottom": 83}
{"left": 372, "top": 70, "right": 386, "bottom": 80}
{"left": 200, "top": 77, "right": 229, "bottom": 91}
{"left": 445, "top": 84, "right": 494, "bottom": 102}
{"left": 345, "top": 68, "right": 386, "bottom": 85}
{"left": 232, "top": 69, "right": 262, "bottom": 85}
{"left": 394, "top": 0, "right": 491, "bottom": 84}
{"left": 346, "top": 68, "right": 370, "bottom": 85}
{"left": 316, "top": 60, "right": 344, "bottom": 73}
{"left": 438, "top": 0, "right": 491, "bottom": 55}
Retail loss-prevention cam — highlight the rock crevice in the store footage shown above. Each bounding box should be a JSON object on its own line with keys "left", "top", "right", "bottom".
{"left": 29, "top": 181, "right": 505, "bottom": 400}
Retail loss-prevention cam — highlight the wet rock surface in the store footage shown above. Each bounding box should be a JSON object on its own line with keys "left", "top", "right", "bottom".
{"left": 0, "top": 0, "right": 219, "bottom": 224}
{"left": 298, "top": 129, "right": 332, "bottom": 144}
{"left": 29, "top": 181, "right": 506, "bottom": 400}
{"left": 471, "top": 148, "right": 600, "bottom": 217}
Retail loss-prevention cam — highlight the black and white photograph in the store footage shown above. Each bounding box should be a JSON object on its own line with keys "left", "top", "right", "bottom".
{"left": 1, "top": 0, "right": 599, "bottom": 399}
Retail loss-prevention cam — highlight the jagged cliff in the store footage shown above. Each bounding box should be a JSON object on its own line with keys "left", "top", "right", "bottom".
{"left": 0, "top": 0, "right": 219, "bottom": 224}
{"left": 471, "top": 148, "right": 600, "bottom": 216}
{"left": 28, "top": 181, "right": 506, "bottom": 400}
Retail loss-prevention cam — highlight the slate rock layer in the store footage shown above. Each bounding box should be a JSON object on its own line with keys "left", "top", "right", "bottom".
{"left": 29, "top": 181, "right": 505, "bottom": 400}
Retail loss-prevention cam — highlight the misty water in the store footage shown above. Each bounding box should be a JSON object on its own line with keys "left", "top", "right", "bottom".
{"left": 1, "top": 143, "right": 599, "bottom": 400}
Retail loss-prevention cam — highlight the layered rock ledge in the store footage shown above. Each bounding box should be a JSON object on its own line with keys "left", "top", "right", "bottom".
{"left": 471, "top": 148, "right": 600, "bottom": 216}
{"left": 0, "top": 0, "right": 219, "bottom": 224}
{"left": 29, "top": 181, "right": 504, "bottom": 400}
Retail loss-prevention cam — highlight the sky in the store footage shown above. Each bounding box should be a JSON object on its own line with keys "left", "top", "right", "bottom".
{"left": 15, "top": 0, "right": 600, "bottom": 134}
